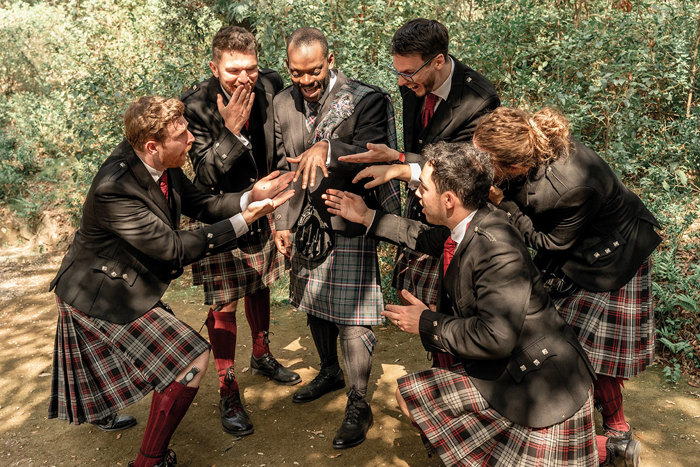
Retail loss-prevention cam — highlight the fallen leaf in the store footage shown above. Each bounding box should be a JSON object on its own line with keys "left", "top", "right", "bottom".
{"left": 329, "top": 453, "right": 342, "bottom": 459}
{"left": 665, "top": 400, "right": 676, "bottom": 405}
{"left": 116, "top": 433, "right": 122, "bottom": 440}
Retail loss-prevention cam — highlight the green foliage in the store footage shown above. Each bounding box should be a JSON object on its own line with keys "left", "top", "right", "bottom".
{"left": 1, "top": 0, "right": 699, "bottom": 373}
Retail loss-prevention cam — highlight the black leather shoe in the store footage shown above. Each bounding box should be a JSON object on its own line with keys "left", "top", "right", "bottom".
{"left": 602, "top": 437, "right": 641, "bottom": 466}
{"left": 251, "top": 353, "right": 301, "bottom": 385}
{"left": 91, "top": 413, "right": 137, "bottom": 431}
{"left": 603, "top": 422, "right": 633, "bottom": 440}
{"left": 292, "top": 367, "right": 345, "bottom": 403}
{"left": 219, "top": 392, "right": 254, "bottom": 436}
{"left": 332, "top": 390, "right": 373, "bottom": 449}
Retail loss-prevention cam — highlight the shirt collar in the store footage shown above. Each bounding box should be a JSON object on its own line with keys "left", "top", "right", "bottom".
{"left": 431, "top": 56, "right": 454, "bottom": 102}
{"left": 140, "top": 158, "right": 164, "bottom": 183}
{"left": 451, "top": 209, "right": 477, "bottom": 246}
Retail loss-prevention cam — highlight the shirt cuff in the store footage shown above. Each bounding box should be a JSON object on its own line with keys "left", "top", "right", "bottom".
{"left": 240, "top": 190, "right": 250, "bottom": 211}
{"left": 229, "top": 213, "right": 249, "bottom": 237}
{"left": 408, "top": 163, "right": 421, "bottom": 190}
{"left": 365, "top": 210, "right": 377, "bottom": 234}
{"left": 323, "top": 138, "right": 332, "bottom": 166}
{"left": 234, "top": 133, "right": 252, "bottom": 150}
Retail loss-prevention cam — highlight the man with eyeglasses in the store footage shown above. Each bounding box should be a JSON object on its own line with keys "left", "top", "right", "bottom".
{"left": 338, "top": 18, "right": 500, "bottom": 318}
{"left": 180, "top": 25, "right": 300, "bottom": 438}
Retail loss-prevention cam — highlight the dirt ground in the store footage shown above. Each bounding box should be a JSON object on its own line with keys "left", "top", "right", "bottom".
{"left": 0, "top": 247, "right": 698, "bottom": 466}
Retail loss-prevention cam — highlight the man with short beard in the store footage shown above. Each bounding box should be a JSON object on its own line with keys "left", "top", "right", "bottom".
{"left": 273, "top": 27, "right": 400, "bottom": 449}
{"left": 180, "top": 26, "right": 300, "bottom": 437}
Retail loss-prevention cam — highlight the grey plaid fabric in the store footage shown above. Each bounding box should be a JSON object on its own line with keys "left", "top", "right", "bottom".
{"left": 398, "top": 365, "right": 597, "bottom": 467}
{"left": 49, "top": 297, "right": 209, "bottom": 425}
{"left": 554, "top": 260, "right": 654, "bottom": 378}
{"left": 290, "top": 234, "right": 383, "bottom": 326}
{"left": 186, "top": 214, "right": 287, "bottom": 305}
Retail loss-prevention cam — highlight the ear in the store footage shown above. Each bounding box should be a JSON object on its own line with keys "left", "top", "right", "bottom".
{"left": 327, "top": 53, "right": 335, "bottom": 69}
{"left": 209, "top": 60, "right": 219, "bottom": 78}
{"left": 144, "top": 139, "right": 159, "bottom": 156}
{"left": 433, "top": 53, "right": 446, "bottom": 70}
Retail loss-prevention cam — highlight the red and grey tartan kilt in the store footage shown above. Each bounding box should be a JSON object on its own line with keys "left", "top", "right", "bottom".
{"left": 48, "top": 297, "right": 209, "bottom": 425}
{"left": 553, "top": 260, "right": 654, "bottom": 379}
{"left": 290, "top": 233, "right": 383, "bottom": 327}
{"left": 398, "top": 365, "right": 597, "bottom": 467}
{"left": 392, "top": 247, "right": 441, "bottom": 306}
{"left": 186, "top": 214, "right": 288, "bottom": 305}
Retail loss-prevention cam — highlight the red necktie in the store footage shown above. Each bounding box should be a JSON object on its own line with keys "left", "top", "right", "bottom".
{"left": 245, "top": 120, "right": 249, "bottom": 132}
{"left": 443, "top": 236, "right": 457, "bottom": 276}
{"left": 421, "top": 93, "right": 439, "bottom": 129}
{"left": 158, "top": 172, "right": 169, "bottom": 200}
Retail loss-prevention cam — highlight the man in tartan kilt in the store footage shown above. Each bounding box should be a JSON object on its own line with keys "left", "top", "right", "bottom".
{"left": 475, "top": 106, "right": 661, "bottom": 466}
{"left": 180, "top": 26, "right": 299, "bottom": 437}
{"left": 336, "top": 18, "right": 499, "bottom": 311}
{"left": 48, "top": 96, "right": 294, "bottom": 466}
{"left": 325, "top": 142, "right": 600, "bottom": 467}
{"left": 272, "top": 27, "right": 401, "bottom": 449}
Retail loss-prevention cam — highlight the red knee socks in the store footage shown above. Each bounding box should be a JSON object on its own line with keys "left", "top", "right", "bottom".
{"left": 133, "top": 382, "right": 198, "bottom": 467}
{"left": 245, "top": 288, "right": 271, "bottom": 358}
{"left": 596, "top": 435, "right": 609, "bottom": 464}
{"left": 594, "top": 375, "right": 628, "bottom": 431}
{"left": 206, "top": 308, "right": 239, "bottom": 398}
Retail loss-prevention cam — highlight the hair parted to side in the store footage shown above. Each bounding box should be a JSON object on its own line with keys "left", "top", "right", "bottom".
{"left": 287, "top": 27, "right": 329, "bottom": 56}
{"left": 124, "top": 96, "right": 184, "bottom": 151}
{"left": 425, "top": 142, "right": 494, "bottom": 211}
{"left": 473, "top": 106, "right": 572, "bottom": 170}
{"left": 212, "top": 25, "right": 258, "bottom": 62}
{"left": 391, "top": 18, "right": 449, "bottom": 60}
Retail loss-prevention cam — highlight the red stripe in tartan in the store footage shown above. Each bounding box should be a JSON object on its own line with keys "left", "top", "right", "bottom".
{"left": 392, "top": 247, "right": 441, "bottom": 306}
{"left": 554, "top": 260, "right": 654, "bottom": 378}
{"left": 398, "top": 365, "right": 597, "bottom": 466}
{"left": 49, "top": 297, "right": 209, "bottom": 425}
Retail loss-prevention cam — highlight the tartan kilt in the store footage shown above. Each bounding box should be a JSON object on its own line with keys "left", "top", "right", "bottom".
{"left": 392, "top": 247, "right": 441, "bottom": 306}
{"left": 290, "top": 233, "right": 384, "bottom": 326}
{"left": 185, "top": 214, "right": 288, "bottom": 305}
{"left": 398, "top": 365, "right": 597, "bottom": 467}
{"left": 553, "top": 259, "right": 654, "bottom": 379}
{"left": 49, "top": 297, "right": 210, "bottom": 425}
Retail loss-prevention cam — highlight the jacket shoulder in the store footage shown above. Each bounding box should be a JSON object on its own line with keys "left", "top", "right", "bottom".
{"left": 453, "top": 57, "right": 499, "bottom": 102}
{"left": 259, "top": 67, "right": 284, "bottom": 92}
{"left": 180, "top": 76, "right": 217, "bottom": 103}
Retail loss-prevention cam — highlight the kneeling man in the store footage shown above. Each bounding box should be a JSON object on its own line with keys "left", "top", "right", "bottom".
{"left": 325, "top": 142, "right": 599, "bottom": 466}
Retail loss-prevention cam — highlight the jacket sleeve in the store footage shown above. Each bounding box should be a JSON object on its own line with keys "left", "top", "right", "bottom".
{"left": 418, "top": 228, "right": 529, "bottom": 360}
{"left": 184, "top": 98, "right": 251, "bottom": 188}
{"left": 367, "top": 211, "right": 447, "bottom": 258}
{"left": 499, "top": 186, "right": 601, "bottom": 252}
{"left": 94, "top": 178, "right": 240, "bottom": 270}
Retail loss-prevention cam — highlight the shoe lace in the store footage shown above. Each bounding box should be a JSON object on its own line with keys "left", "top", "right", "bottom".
{"left": 223, "top": 394, "right": 245, "bottom": 416}
{"left": 343, "top": 401, "right": 361, "bottom": 425}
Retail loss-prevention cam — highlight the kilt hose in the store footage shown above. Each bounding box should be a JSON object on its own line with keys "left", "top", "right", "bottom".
{"left": 49, "top": 297, "right": 210, "bottom": 425}
{"left": 398, "top": 365, "right": 597, "bottom": 467}
{"left": 391, "top": 190, "right": 442, "bottom": 306}
{"left": 553, "top": 259, "right": 654, "bottom": 379}
{"left": 186, "top": 214, "right": 287, "bottom": 305}
{"left": 290, "top": 233, "right": 383, "bottom": 332}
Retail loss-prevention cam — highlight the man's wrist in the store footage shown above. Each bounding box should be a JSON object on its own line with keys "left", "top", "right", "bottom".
{"left": 362, "top": 209, "right": 376, "bottom": 228}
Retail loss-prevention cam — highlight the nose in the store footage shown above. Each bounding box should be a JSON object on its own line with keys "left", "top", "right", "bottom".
{"left": 186, "top": 130, "right": 195, "bottom": 146}
{"left": 237, "top": 70, "right": 249, "bottom": 84}
{"left": 397, "top": 74, "right": 410, "bottom": 87}
{"left": 300, "top": 74, "right": 314, "bottom": 86}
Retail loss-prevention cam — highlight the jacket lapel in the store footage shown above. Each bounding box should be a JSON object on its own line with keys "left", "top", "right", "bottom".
{"left": 402, "top": 88, "right": 419, "bottom": 151}
{"left": 289, "top": 87, "right": 308, "bottom": 157}
{"left": 125, "top": 146, "right": 174, "bottom": 227}
{"left": 259, "top": 79, "right": 275, "bottom": 173}
{"left": 425, "top": 57, "right": 465, "bottom": 144}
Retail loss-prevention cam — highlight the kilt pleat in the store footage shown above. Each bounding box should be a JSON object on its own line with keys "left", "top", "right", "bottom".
{"left": 398, "top": 365, "right": 597, "bottom": 467}
{"left": 290, "top": 234, "right": 383, "bottom": 325}
{"left": 186, "top": 215, "right": 288, "bottom": 305}
{"left": 49, "top": 297, "right": 209, "bottom": 425}
{"left": 392, "top": 247, "right": 441, "bottom": 306}
{"left": 553, "top": 260, "right": 654, "bottom": 378}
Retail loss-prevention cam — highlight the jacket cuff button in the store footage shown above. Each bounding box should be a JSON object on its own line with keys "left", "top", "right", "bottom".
{"left": 207, "top": 233, "right": 213, "bottom": 239}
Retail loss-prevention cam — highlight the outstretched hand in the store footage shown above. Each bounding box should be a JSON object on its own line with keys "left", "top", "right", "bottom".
{"left": 242, "top": 189, "right": 295, "bottom": 225}
{"left": 323, "top": 189, "right": 373, "bottom": 226}
{"left": 249, "top": 171, "right": 295, "bottom": 203}
{"left": 287, "top": 140, "right": 329, "bottom": 189}
{"left": 338, "top": 142, "right": 401, "bottom": 164}
{"left": 381, "top": 290, "right": 426, "bottom": 335}
{"left": 352, "top": 164, "right": 411, "bottom": 188}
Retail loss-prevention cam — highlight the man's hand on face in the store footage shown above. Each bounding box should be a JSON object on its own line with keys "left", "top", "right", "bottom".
{"left": 217, "top": 84, "right": 255, "bottom": 136}
{"left": 286, "top": 140, "right": 329, "bottom": 189}
{"left": 338, "top": 143, "right": 401, "bottom": 164}
{"left": 249, "top": 170, "right": 295, "bottom": 203}
{"left": 323, "top": 189, "right": 374, "bottom": 227}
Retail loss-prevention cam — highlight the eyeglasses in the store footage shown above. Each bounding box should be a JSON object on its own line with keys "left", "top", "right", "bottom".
{"left": 387, "top": 55, "right": 438, "bottom": 83}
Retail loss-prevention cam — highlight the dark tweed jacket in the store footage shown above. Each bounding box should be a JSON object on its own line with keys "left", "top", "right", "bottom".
{"left": 50, "top": 140, "right": 243, "bottom": 324}
{"left": 498, "top": 139, "right": 662, "bottom": 292}
{"left": 369, "top": 205, "right": 594, "bottom": 428}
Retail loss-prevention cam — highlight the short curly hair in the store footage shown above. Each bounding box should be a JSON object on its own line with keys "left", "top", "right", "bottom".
{"left": 124, "top": 96, "right": 184, "bottom": 151}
